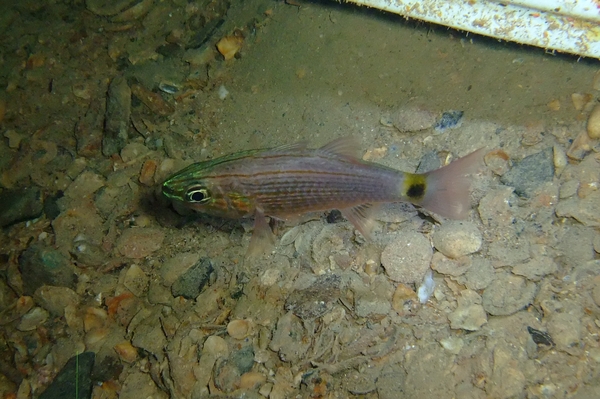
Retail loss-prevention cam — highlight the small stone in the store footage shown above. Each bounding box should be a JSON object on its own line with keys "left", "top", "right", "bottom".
{"left": 461, "top": 258, "right": 495, "bottom": 290}
{"left": 433, "top": 221, "right": 482, "bottom": 259}
{"left": 448, "top": 290, "right": 487, "bottom": 331}
{"left": 171, "top": 257, "right": 213, "bottom": 299}
{"left": 591, "top": 276, "right": 600, "bottom": 307}
{"left": 559, "top": 179, "right": 579, "bottom": 199}
{"left": 391, "top": 283, "right": 418, "bottom": 315}
{"left": 103, "top": 75, "right": 131, "bottom": 156}
{"left": 203, "top": 336, "right": 229, "bottom": 358}
{"left": 119, "top": 371, "right": 167, "bottom": 399}
{"left": 431, "top": 252, "right": 471, "bottom": 276}
{"left": 285, "top": 274, "right": 341, "bottom": 320}
{"left": 355, "top": 291, "right": 392, "bottom": 317}
{"left": 123, "top": 264, "right": 149, "bottom": 297}
{"left": 227, "top": 319, "right": 254, "bottom": 340}
{"left": 139, "top": 159, "right": 157, "bottom": 186}
{"left": 19, "top": 244, "right": 76, "bottom": 295}
{"left": 34, "top": 286, "right": 80, "bottom": 317}
{"left": 17, "top": 307, "right": 49, "bottom": 331}
{"left": 0, "top": 187, "right": 43, "bottom": 227}
{"left": 269, "top": 312, "right": 310, "bottom": 363}
{"left": 500, "top": 148, "right": 554, "bottom": 198}
{"left": 482, "top": 273, "right": 537, "bottom": 316}
{"left": 160, "top": 252, "right": 201, "bottom": 286}
{"left": 439, "top": 336, "right": 464, "bottom": 354}
{"left": 114, "top": 341, "right": 138, "bottom": 363}
{"left": 548, "top": 313, "right": 581, "bottom": 350}
{"left": 556, "top": 190, "right": 600, "bottom": 227}
{"left": 512, "top": 256, "right": 558, "bottom": 281}
{"left": 388, "top": 106, "right": 437, "bottom": 133}
{"left": 434, "top": 110, "right": 464, "bottom": 131}
{"left": 116, "top": 227, "right": 164, "bottom": 259}
{"left": 381, "top": 231, "right": 433, "bottom": 284}
{"left": 345, "top": 369, "right": 377, "bottom": 394}
{"left": 239, "top": 372, "right": 266, "bottom": 390}
{"left": 120, "top": 142, "right": 149, "bottom": 163}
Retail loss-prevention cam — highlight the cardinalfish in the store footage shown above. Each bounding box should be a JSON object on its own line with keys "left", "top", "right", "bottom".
{"left": 162, "top": 138, "right": 484, "bottom": 255}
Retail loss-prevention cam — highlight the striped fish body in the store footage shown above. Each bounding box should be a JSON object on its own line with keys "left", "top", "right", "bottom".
{"left": 162, "top": 138, "right": 484, "bottom": 246}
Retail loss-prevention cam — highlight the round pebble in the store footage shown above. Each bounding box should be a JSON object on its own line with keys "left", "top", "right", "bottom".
{"left": 482, "top": 273, "right": 536, "bottom": 316}
{"left": 34, "top": 285, "right": 80, "bottom": 317}
{"left": 432, "top": 221, "right": 482, "bottom": 259}
{"left": 227, "top": 319, "right": 254, "bottom": 340}
{"left": 381, "top": 231, "right": 433, "bottom": 284}
{"left": 587, "top": 103, "right": 600, "bottom": 139}
{"left": 203, "top": 335, "right": 228, "bottom": 358}
{"left": 116, "top": 227, "right": 164, "bottom": 259}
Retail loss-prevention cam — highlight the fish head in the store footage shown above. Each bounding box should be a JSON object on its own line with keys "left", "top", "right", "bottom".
{"left": 162, "top": 159, "right": 253, "bottom": 219}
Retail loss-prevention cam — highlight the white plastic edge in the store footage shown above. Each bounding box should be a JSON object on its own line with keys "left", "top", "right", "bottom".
{"left": 345, "top": 0, "right": 600, "bottom": 59}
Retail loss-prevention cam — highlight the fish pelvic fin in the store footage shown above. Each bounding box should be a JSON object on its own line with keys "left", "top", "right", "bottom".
{"left": 403, "top": 148, "right": 486, "bottom": 219}
{"left": 246, "top": 208, "right": 275, "bottom": 259}
{"left": 341, "top": 203, "right": 378, "bottom": 240}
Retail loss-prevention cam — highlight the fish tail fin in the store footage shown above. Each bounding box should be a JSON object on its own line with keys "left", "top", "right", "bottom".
{"left": 403, "top": 149, "right": 486, "bottom": 219}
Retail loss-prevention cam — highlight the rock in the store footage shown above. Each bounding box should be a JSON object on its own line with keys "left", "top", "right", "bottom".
{"left": 556, "top": 190, "right": 600, "bottom": 227}
{"left": 376, "top": 364, "right": 406, "bottom": 399}
{"left": 214, "top": 346, "right": 255, "bottom": 392}
{"left": 384, "top": 106, "right": 437, "bottom": 133}
{"left": 203, "top": 336, "right": 229, "bottom": 358}
{"left": 381, "top": 231, "right": 433, "bottom": 284}
{"left": 171, "top": 257, "right": 213, "bottom": 299}
{"left": 102, "top": 75, "right": 131, "bottom": 156}
{"left": 38, "top": 352, "right": 95, "bottom": 399}
{"left": 460, "top": 258, "right": 495, "bottom": 290}
{"left": 556, "top": 225, "right": 596, "bottom": 265}
{"left": 0, "top": 187, "right": 43, "bottom": 227}
{"left": 116, "top": 227, "right": 164, "bottom": 259}
{"left": 391, "top": 283, "right": 418, "bottom": 315}
{"left": 439, "top": 336, "right": 464, "bottom": 355}
{"left": 431, "top": 252, "right": 471, "bottom": 276}
{"left": 482, "top": 273, "right": 537, "bottom": 316}
{"left": 120, "top": 142, "right": 149, "bottom": 163}
{"left": 119, "top": 370, "right": 168, "bottom": 399}
{"left": 269, "top": 312, "right": 310, "bottom": 363}
{"left": 500, "top": 148, "right": 554, "bottom": 198}
{"left": 161, "top": 252, "right": 201, "bottom": 286}
{"left": 64, "top": 170, "right": 105, "bottom": 199}
{"left": 489, "top": 345, "right": 526, "bottom": 399}
{"left": 432, "top": 221, "right": 482, "bottom": 258}
{"left": 345, "top": 369, "right": 378, "bottom": 394}
{"left": 19, "top": 244, "right": 76, "bottom": 295}
{"left": 17, "top": 307, "right": 49, "bottom": 331}
{"left": 227, "top": 319, "right": 255, "bottom": 340}
{"left": 548, "top": 312, "right": 581, "bottom": 350}
{"left": 448, "top": 290, "right": 487, "bottom": 331}
{"left": 284, "top": 274, "right": 341, "bottom": 320}
{"left": 478, "top": 187, "right": 517, "bottom": 229}
{"left": 123, "top": 264, "right": 149, "bottom": 297}
{"left": 434, "top": 110, "right": 464, "bottom": 131}
{"left": 34, "top": 286, "right": 80, "bottom": 317}
{"left": 355, "top": 291, "right": 392, "bottom": 317}
{"left": 511, "top": 256, "right": 558, "bottom": 281}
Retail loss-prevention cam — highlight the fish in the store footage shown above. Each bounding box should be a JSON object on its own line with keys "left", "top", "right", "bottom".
{"left": 162, "top": 137, "right": 484, "bottom": 255}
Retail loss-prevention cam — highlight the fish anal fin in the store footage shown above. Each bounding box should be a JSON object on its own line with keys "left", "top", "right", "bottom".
{"left": 246, "top": 209, "right": 275, "bottom": 258}
{"left": 340, "top": 203, "right": 378, "bottom": 240}
{"left": 318, "top": 137, "right": 361, "bottom": 159}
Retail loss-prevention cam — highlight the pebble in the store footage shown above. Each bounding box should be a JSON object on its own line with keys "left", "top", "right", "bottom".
{"left": 113, "top": 341, "right": 138, "bottom": 363}
{"left": 381, "top": 231, "right": 433, "bottom": 284}
{"left": 122, "top": 264, "right": 149, "bottom": 297}
{"left": 391, "top": 283, "right": 418, "bottom": 315}
{"left": 269, "top": 312, "right": 310, "bottom": 362}
{"left": 116, "top": 227, "right": 165, "bottom": 259}
{"left": 120, "top": 142, "right": 150, "bottom": 163}
{"left": 355, "top": 291, "right": 392, "bottom": 317}
{"left": 239, "top": 372, "right": 267, "bottom": 390}
{"left": 448, "top": 289, "right": 487, "bottom": 331}
{"left": 38, "top": 352, "right": 95, "bottom": 399}
{"left": 482, "top": 273, "right": 537, "bottom": 316}
{"left": 459, "top": 258, "right": 495, "bottom": 290}
{"left": 587, "top": 103, "right": 600, "bottom": 139}
{"left": 434, "top": 110, "right": 464, "bottom": 131}
{"left": 33, "top": 285, "right": 80, "bottom": 317}
{"left": 556, "top": 189, "right": 600, "bottom": 227}
{"left": 119, "top": 370, "right": 168, "bottom": 399}
{"left": 227, "top": 319, "right": 254, "bottom": 340}
{"left": 478, "top": 187, "right": 517, "bottom": 229}
{"left": 385, "top": 106, "right": 437, "bottom": 132}
{"left": 439, "top": 336, "right": 464, "bottom": 355}
{"left": 548, "top": 313, "right": 581, "bottom": 350}
{"left": 0, "top": 187, "right": 43, "bottom": 227}
{"left": 203, "top": 335, "right": 229, "bottom": 358}
{"left": 500, "top": 148, "right": 554, "bottom": 198}
{"left": 284, "top": 274, "right": 341, "bottom": 320}
{"left": 102, "top": 75, "right": 131, "bottom": 156}
{"left": 431, "top": 252, "right": 471, "bottom": 276}
{"left": 512, "top": 256, "right": 558, "bottom": 281}
{"left": 17, "top": 307, "right": 49, "bottom": 331}
{"left": 171, "top": 257, "right": 213, "bottom": 299}
{"left": 19, "top": 243, "right": 76, "bottom": 295}
{"left": 160, "top": 252, "right": 200, "bottom": 286}
{"left": 433, "top": 220, "right": 482, "bottom": 259}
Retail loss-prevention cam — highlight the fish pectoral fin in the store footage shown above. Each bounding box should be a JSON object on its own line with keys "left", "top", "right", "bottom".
{"left": 246, "top": 209, "right": 275, "bottom": 258}
{"left": 340, "top": 204, "right": 378, "bottom": 240}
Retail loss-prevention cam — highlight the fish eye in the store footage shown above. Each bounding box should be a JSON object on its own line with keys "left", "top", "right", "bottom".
{"left": 185, "top": 187, "right": 210, "bottom": 203}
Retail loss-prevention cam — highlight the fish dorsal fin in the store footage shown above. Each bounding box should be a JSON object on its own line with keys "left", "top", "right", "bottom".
{"left": 260, "top": 141, "right": 309, "bottom": 155}
{"left": 317, "top": 137, "right": 361, "bottom": 159}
